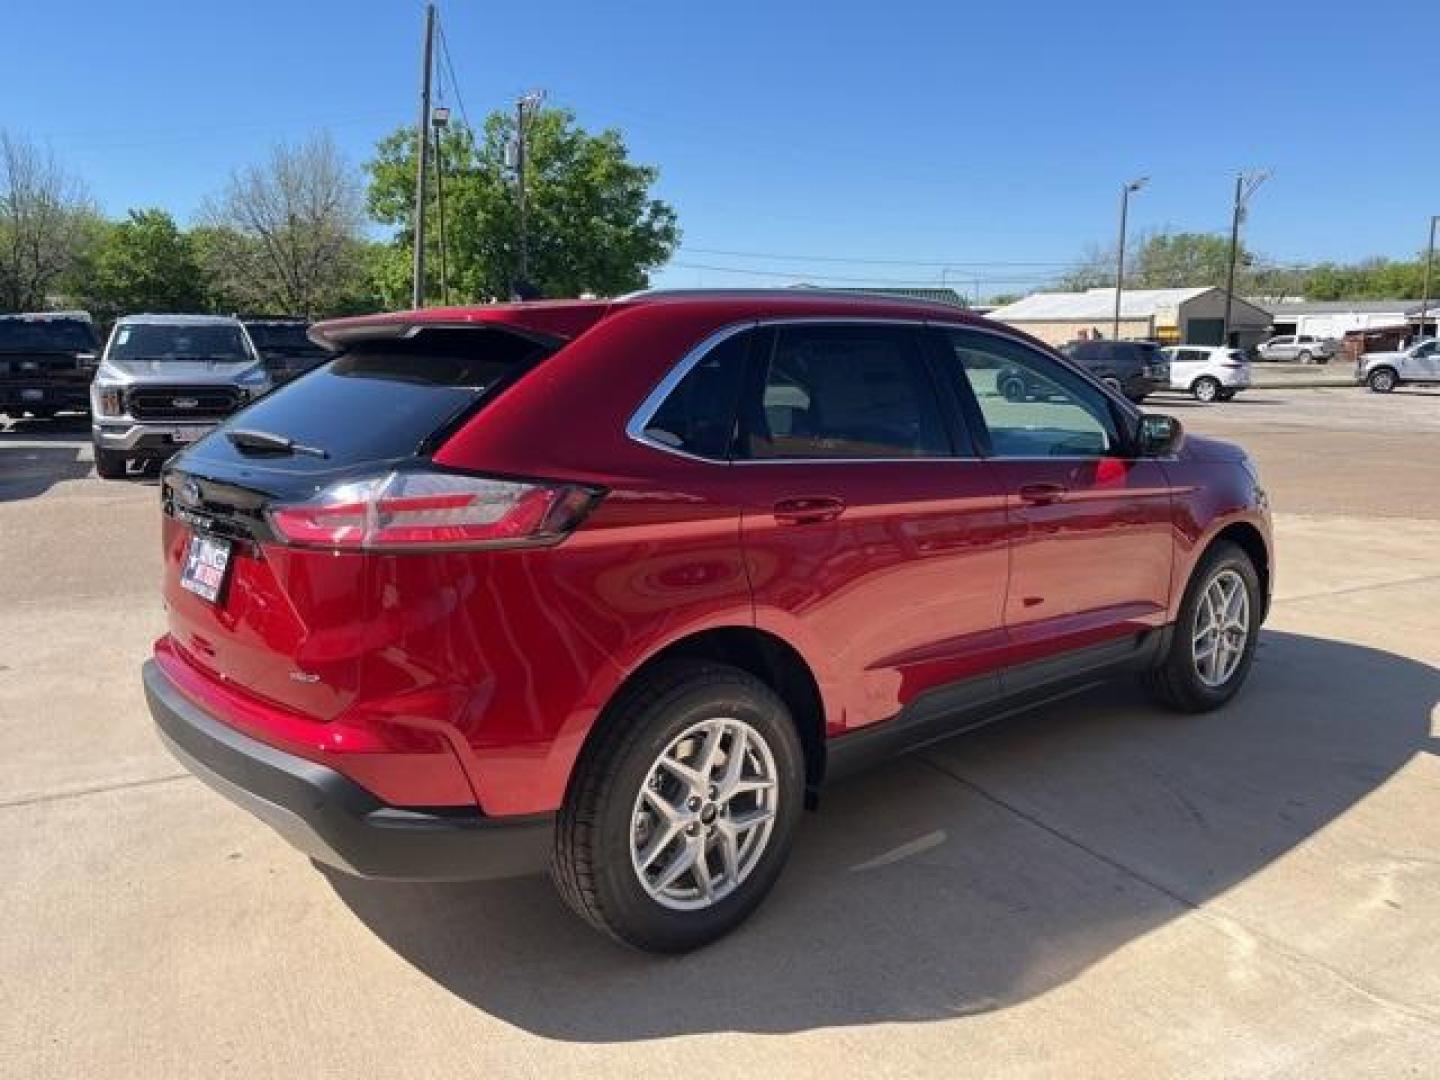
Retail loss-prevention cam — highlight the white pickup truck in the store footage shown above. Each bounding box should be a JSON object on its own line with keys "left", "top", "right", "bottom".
{"left": 1357, "top": 338, "right": 1440, "bottom": 393}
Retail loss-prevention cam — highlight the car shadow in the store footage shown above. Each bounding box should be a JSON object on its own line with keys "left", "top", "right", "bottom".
{"left": 0, "top": 418, "right": 92, "bottom": 501}
{"left": 326, "top": 630, "right": 1438, "bottom": 1041}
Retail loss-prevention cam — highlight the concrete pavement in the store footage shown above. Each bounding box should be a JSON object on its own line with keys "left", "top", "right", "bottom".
{"left": 1, "top": 392, "right": 1437, "bottom": 1079}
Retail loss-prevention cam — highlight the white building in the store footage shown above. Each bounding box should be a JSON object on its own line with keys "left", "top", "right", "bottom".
{"left": 986, "top": 287, "right": 1272, "bottom": 348}
{"left": 1256, "top": 300, "right": 1417, "bottom": 340}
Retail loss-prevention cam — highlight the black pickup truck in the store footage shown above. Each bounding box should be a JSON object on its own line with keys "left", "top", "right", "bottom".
{"left": 243, "top": 319, "right": 332, "bottom": 385}
{"left": 0, "top": 311, "right": 102, "bottom": 418}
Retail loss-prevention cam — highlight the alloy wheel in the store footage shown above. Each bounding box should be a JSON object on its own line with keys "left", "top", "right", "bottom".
{"left": 630, "top": 717, "right": 779, "bottom": 911}
{"left": 1192, "top": 568, "right": 1250, "bottom": 688}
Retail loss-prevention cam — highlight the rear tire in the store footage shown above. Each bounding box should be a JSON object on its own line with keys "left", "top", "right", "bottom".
{"left": 1367, "top": 367, "right": 1398, "bottom": 393}
{"left": 1296, "top": 350, "right": 1312, "bottom": 364}
{"left": 1192, "top": 376, "right": 1221, "bottom": 403}
{"left": 999, "top": 374, "right": 1027, "bottom": 402}
{"left": 552, "top": 659, "right": 805, "bottom": 953}
{"left": 1145, "top": 540, "right": 1261, "bottom": 713}
{"left": 93, "top": 446, "right": 128, "bottom": 480}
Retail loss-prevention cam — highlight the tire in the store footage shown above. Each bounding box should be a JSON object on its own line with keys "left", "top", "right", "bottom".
{"left": 999, "top": 375, "right": 1027, "bottom": 402}
{"left": 1216, "top": 389, "right": 1237, "bottom": 402}
{"left": 93, "top": 445, "right": 128, "bottom": 480}
{"left": 1367, "top": 367, "right": 1398, "bottom": 393}
{"left": 1192, "top": 376, "right": 1221, "bottom": 403}
{"left": 1296, "top": 350, "right": 1312, "bottom": 365}
{"left": 1145, "top": 540, "right": 1262, "bottom": 712}
{"left": 552, "top": 659, "right": 805, "bottom": 953}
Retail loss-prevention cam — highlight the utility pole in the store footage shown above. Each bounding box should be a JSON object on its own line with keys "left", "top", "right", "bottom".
{"left": 513, "top": 90, "right": 545, "bottom": 290}
{"left": 432, "top": 106, "right": 451, "bottom": 306}
{"left": 1113, "top": 176, "right": 1148, "bottom": 340}
{"left": 1222, "top": 169, "right": 1270, "bottom": 347}
{"left": 1418, "top": 215, "right": 1438, "bottom": 344}
{"left": 411, "top": 3, "right": 436, "bottom": 309}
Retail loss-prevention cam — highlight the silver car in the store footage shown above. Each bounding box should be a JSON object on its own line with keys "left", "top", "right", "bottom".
{"left": 1255, "top": 333, "right": 1337, "bottom": 364}
{"left": 90, "top": 314, "right": 271, "bottom": 479}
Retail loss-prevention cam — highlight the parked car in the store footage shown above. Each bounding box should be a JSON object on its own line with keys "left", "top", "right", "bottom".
{"left": 243, "top": 318, "right": 332, "bottom": 385}
{"left": 1161, "top": 345, "right": 1252, "bottom": 402}
{"left": 143, "top": 290, "right": 1272, "bottom": 952}
{"left": 1058, "top": 339, "right": 1169, "bottom": 403}
{"left": 1255, "top": 334, "right": 1336, "bottom": 364}
{"left": 1356, "top": 338, "right": 1440, "bottom": 393}
{"left": 0, "top": 311, "right": 101, "bottom": 419}
{"left": 90, "top": 314, "right": 271, "bottom": 479}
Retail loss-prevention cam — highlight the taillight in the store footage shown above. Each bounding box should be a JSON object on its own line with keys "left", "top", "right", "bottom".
{"left": 267, "top": 470, "right": 601, "bottom": 551}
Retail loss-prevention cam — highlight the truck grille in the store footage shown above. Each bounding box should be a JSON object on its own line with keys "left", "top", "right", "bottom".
{"left": 127, "top": 386, "right": 240, "bottom": 421}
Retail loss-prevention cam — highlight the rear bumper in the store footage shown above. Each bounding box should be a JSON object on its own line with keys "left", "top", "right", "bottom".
{"left": 143, "top": 659, "right": 552, "bottom": 882}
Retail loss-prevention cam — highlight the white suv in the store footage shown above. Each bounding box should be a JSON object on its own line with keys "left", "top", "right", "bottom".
{"left": 1161, "top": 346, "right": 1252, "bottom": 402}
{"left": 1357, "top": 339, "right": 1440, "bottom": 393}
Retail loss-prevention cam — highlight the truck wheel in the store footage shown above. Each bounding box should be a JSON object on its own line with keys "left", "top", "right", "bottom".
{"left": 1296, "top": 350, "right": 1312, "bottom": 364}
{"left": 1145, "top": 540, "right": 1262, "bottom": 713}
{"left": 1367, "top": 367, "right": 1397, "bottom": 393}
{"left": 1216, "top": 389, "right": 1237, "bottom": 402}
{"left": 999, "top": 374, "right": 1027, "bottom": 402}
{"left": 552, "top": 659, "right": 804, "bottom": 953}
{"left": 93, "top": 446, "right": 129, "bottom": 480}
{"left": 1192, "top": 376, "right": 1221, "bottom": 403}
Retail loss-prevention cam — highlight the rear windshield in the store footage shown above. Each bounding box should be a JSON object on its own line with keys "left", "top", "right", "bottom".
{"left": 189, "top": 326, "right": 554, "bottom": 468}
{"left": 0, "top": 318, "right": 97, "bottom": 352}
{"left": 110, "top": 323, "right": 250, "bottom": 362}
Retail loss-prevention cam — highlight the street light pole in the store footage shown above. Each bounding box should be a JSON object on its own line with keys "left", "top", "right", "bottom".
{"left": 1113, "top": 176, "right": 1148, "bottom": 340}
{"left": 410, "top": 3, "right": 435, "bottom": 310}
{"left": 432, "top": 106, "right": 451, "bottom": 307}
{"left": 1418, "top": 215, "right": 1438, "bottom": 344}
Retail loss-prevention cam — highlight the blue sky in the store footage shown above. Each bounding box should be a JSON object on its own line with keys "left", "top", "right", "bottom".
{"left": 3, "top": 0, "right": 1435, "bottom": 299}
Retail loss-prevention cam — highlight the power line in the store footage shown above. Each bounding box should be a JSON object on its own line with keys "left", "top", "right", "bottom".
{"left": 434, "top": 14, "right": 474, "bottom": 133}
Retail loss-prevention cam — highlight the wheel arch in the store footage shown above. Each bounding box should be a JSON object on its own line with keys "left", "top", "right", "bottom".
{"left": 580, "top": 626, "right": 828, "bottom": 803}
{"left": 1207, "top": 520, "right": 1271, "bottom": 620}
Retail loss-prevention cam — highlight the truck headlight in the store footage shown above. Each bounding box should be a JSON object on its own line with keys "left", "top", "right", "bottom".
{"left": 95, "top": 386, "right": 123, "bottom": 416}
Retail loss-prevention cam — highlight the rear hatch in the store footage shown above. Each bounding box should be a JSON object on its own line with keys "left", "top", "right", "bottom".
{"left": 161, "top": 325, "right": 559, "bottom": 721}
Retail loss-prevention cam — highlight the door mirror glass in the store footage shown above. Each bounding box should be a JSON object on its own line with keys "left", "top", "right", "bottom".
{"left": 1138, "top": 413, "right": 1183, "bottom": 457}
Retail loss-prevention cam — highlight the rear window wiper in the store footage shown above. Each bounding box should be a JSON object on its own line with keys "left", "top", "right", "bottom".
{"left": 226, "top": 428, "right": 329, "bottom": 459}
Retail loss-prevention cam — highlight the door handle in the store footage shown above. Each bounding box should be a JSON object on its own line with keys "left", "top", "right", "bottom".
{"left": 1018, "top": 482, "right": 1067, "bottom": 506}
{"left": 773, "top": 496, "right": 846, "bottom": 525}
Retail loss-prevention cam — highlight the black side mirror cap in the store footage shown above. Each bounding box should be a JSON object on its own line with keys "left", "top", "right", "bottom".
{"left": 1138, "top": 413, "right": 1183, "bottom": 457}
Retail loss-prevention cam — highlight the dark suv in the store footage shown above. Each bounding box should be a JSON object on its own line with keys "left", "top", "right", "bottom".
{"left": 1058, "top": 340, "right": 1170, "bottom": 403}
{"left": 243, "top": 319, "right": 332, "bottom": 384}
{"left": 144, "top": 290, "right": 1271, "bottom": 952}
{"left": 0, "top": 311, "right": 101, "bottom": 419}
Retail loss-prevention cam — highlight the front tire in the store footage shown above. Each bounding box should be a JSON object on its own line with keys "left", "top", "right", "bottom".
{"left": 1192, "top": 376, "right": 1221, "bottom": 403}
{"left": 1145, "top": 540, "right": 1261, "bottom": 712}
{"left": 1296, "top": 350, "right": 1312, "bottom": 364}
{"left": 1368, "top": 367, "right": 1398, "bottom": 393}
{"left": 93, "top": 445, "right": 128, "bottom": 480}
{"left": 552, "top": 660, "right": 805, "bottom": 953}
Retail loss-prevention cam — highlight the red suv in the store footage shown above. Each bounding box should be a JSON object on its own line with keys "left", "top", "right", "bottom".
{"left": 144, "top": 290, "right": 1272, "bottom": 952}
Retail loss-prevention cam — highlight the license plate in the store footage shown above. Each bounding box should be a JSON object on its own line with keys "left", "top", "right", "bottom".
{"left": 21, "top": 388, "right": 43, "bottom": 401}
{"left": 173, "top": 426, "right": 211, "bottom": 444}
{"left": 180, "top": 532, "right": 232, "bottom": 604}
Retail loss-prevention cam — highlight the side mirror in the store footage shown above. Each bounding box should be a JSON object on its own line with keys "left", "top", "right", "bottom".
{"left": 1138, "top": 413, "right": 1183, "bottom": 457}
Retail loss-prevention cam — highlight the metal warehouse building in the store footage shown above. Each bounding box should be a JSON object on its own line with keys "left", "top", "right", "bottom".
{"left": 987, "top": 287, "right": 1272, "bottom": 348}
{"left": 1257, "top": 299, "right": 1424, "bottom": 339}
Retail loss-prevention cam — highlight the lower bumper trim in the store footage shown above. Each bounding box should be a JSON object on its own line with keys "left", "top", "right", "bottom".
{"left": 143, "top": 660, "right": 552, "bottom": 882}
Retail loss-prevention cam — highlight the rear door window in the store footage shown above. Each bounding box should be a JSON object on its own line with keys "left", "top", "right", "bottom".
{"left": 740, "top": 324, "right": 951, "bottom": 459}
{"left": 181, "top": 326, "right": 555, "bottom": 473}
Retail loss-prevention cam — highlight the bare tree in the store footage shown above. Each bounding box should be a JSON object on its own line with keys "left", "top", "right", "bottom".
{"left": 0, "top": 131, "right": 96, "bottom": 310}
{"left": 200, "top": 133, "right": 365, "bottom": 316}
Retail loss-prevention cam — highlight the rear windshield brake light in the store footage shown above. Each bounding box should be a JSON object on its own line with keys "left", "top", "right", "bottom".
{"left": 267, "top": 470, "right": 601, "bottom": 551}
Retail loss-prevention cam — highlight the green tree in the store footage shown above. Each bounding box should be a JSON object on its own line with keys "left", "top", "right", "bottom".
{"left": 200, "top": 133, "right": 368, "bottom": 317}
{"left": 0, "top": 131, "right": 98, "bottom": 310}
{"left": 366, "top": 107, "right": 679, "bottom": 301}
{"left": 85, "top": 209, "right": 206, "bottom": 319}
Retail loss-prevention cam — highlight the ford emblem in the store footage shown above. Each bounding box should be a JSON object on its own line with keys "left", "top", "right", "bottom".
{"left": 173, "top": 397, "right": 199, "bottom": 409}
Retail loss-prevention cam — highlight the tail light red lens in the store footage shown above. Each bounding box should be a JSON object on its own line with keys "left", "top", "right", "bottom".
{"left": 267, "top": 470, "right": 601, "bottom": 551}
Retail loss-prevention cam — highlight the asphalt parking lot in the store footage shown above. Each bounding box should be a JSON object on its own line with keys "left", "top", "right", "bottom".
{"left": 2, "top": 387, "right": 1438, "bottom": 1079}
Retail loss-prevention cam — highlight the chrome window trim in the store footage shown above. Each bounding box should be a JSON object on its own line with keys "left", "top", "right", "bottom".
{"left": 624, "top": 315, "right": 1141, "bottom": 466}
